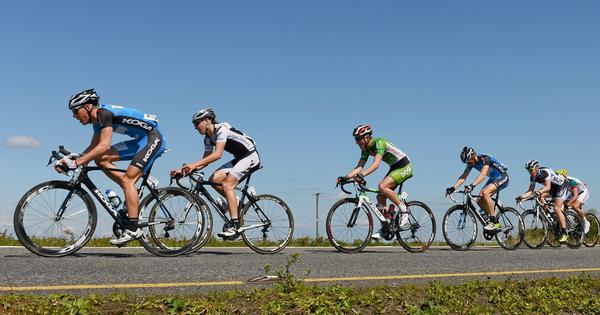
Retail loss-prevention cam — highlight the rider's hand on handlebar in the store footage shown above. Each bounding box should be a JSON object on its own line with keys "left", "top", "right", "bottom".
{"left": 445, "top": 187, "right": 456, "bottom": 196}
{"left": 336, "top": 176, "right": 348, "bottom": 184}
{"left": 515, "top": 196, "right": 523, "bottom": 203}
{"left": 54, "top": 157, "right": 78, "bottom": 173}
{"left": 463, "top": 184, "right": 475, "bottom": 194}
{"left": 355, "top": 173, "right": 366, "bottom": 185}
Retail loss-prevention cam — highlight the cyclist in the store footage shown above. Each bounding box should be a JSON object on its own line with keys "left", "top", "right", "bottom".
{"left": 171, "top": 108, "right": 260, "bottom": 238}
{"left": 516, "top": 160, "right": 570, "bottom": 242}
{"left": 56, "top": 89, "right": 166, "bottom": 245}
{"left": 446, "top": 147, "right": 509, "bottom": 231}
{"left": 339, "top": 124, "right": 413, "bottom": 240}
{"left": 555, "top": 169, "right": 591, "bottom": 234}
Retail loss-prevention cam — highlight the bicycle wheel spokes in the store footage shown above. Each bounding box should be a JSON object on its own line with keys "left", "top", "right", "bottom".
{"left": 141, "top": 187, "right": 204, "bottom": 256}
{"left": 521, "top": 209, "right": 546, "bottom": 249}
{"left": 396, "top": 201, "right": 435, "bottom": 253}
{"left": 583, "top": 213, "right": 599, "bottom": 247}
{"left": 241, "top": 194, "right": 294, "bottom": 254}
{"left": 326, "top": 198, "right": 372, "bottom": 253}
{"left": 443, "top": 206, "right": 477, "bottom": 250}
{"left": 565, "top": 211, "right": 583, "bottom": 249}
{"left": 495, "top": 207, "right": 523, "bottom": 250}
{"left": 14, "top": 181, "right": 96, "bottom": 257}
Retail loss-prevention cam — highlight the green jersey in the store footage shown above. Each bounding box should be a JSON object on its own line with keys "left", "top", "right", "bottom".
{"left": 360, "top": 138, "right": 408, "bottom": 165}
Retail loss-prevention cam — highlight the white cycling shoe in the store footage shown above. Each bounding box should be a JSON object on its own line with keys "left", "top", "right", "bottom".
{"left": 583, "top": 219, "right": 591, "bottom": 234}
{"left": 110, "top": 228, "right": 143, "bottom": 246}
{"left": 218, "top": 227, "right": 240, "bottom": 238}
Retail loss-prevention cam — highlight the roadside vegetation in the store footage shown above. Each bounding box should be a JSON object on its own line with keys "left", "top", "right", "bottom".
{"left": 1, "top": 253, "right": 599, "bottom": 314}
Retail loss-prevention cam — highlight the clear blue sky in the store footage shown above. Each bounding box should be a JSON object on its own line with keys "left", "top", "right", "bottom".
{"left": 1, "top": 1, "right": 598, "bottom": 237}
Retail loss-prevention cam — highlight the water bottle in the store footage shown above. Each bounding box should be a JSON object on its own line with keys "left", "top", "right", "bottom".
{"left": 216, "top": 197, "right": 228, "bottom": 213}
{"left": 105, "top": 189, "right": 122, "bottom": 208}
{"left": 147, "top": 175, "right": 159, "bottom": 189}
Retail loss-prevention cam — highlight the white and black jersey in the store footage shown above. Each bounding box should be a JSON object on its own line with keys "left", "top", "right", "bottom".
{"left": 204, "top": 122, "right": 257, "bottom": 159}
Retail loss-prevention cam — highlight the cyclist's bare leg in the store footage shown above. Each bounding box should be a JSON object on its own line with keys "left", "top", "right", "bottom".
{"left": 94, "top": 148, "right": 124, "bottom": 184}
{"left": 209, "top": 170, "right": 228, "bottom": 196}
{"left": 377, "top": 176, "right": 400, "bottom": 207}
{"left": 121, "top": 165, "right": 144, "bottom": 219}
{"left": 569, "top": 200, "right": 586, "bottom": 220}
{"left": 553, "top": 198, "right": 567, "bottom": 229}
{"left": 477, "top": 184, "right": 498, "bottom": 217}
{"left": 222, "top": 175, "right": 240, "bottom": 220}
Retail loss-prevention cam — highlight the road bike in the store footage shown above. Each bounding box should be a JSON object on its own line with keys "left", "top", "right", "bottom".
{"left": 13, "top": 146, "right": 204, "bottom": 257}
{"left": 444, "top": 190, "right": 524, "bottom": 250}
{"left": 174, "top": 166, "right": 294, "bottom": 254}
{"left": 583, "top": 212, "right": 599, "bottom": 247}
{"left": 326, "top": 177, "right": 436, "bottom": 253}
{"left": 519, "top": 195, "right": 584, "bottom": 249}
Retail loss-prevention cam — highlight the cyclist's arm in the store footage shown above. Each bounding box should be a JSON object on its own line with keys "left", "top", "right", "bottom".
{"left": 81, "top": 133, "right": 100, "bottom": 155}
{"left": 75, "top": 127, "right": 113, "bottom": 166}
{"left": 451, "top": 166, "right": 471, "bottom": 189}
{"left": 537, "top": 179, "right": 552, "bottom": 195}
{"left": 347, "top": 159, "right": 367, "bottom": 178}
{"left": 566, "top": 186, "right": 579, "bottom": 207}
{"left": 518, "top": 182, "right": 537, "bottom": 199}
{"left": 360, "top": 154, "right": 383, "bottom": 177}
{"left": 188, "top": 142, "right": 225, "bottom": 171}
{"left": 470, "top": 164, "right": 489, "bottom": 187}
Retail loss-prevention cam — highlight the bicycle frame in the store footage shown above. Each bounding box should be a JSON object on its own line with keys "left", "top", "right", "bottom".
{"left": 519, "top": 197, "right": 575, "bottom": 236}
{"left": 448, "top": 191, "right": 513, "bottom": 233}
{"left": 178, "top": 170, "right": 271, "bottom": 233}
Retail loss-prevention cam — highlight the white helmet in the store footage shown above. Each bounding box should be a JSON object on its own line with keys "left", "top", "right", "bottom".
{"left": 69, "top": 89, "right": 100, "bottom": 110}
{"left": 525, "top": 159, "right": 539, "bottom": 170}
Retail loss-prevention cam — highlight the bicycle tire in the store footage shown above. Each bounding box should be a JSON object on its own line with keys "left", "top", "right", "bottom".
{"left": 565, "top": 210, "right": 583, "bottom": 249}
{"left": 494, "top": 207, "right": 524, "bottom": 250}
{"left": 326, "top": 198, "right": 372, "bottom": 253}
{"left": 140, "top": 187, "right": 205, "bottom": 257}
{"left": 395, "top": 200, "right": 436, "bottom": 253}
{"left": 583, "top": 213, "right": 599, "bottom": 247}
{"left": 240, "top": 194, "right": 294, "bottom": 254}
{"left": 521, "top": 209, "right": 547, "bottom": 249}
{"left": 13, "top": 181, "right": 97, "bottom": 257}
{"left": 186, "top": 196, "right": 213, "bottom": 253}
{"left": 442, "top": 205, "right": 477, "bottom": 251}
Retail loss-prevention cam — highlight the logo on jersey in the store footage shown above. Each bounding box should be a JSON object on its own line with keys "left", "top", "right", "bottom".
{"left": 143, "top": 138, "right": 161, "bottom": 163}
{"left": 122, "top": 118, "right": 153, "bottom": 131}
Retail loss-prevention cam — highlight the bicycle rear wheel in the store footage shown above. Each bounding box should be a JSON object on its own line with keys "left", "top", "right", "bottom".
{"left": 240, "top": 194, "right": 294, "bottom": 254}
{"left": 442, "top": 205, "right": 477, "bottom": 251}
{"left": 326, "top": 198, "right": 372, "bottom": 253}
{"left": 140, "top": 187, "right": 205, "bottom": 257}
{"left": 395, "top": 200, "right": 436, "bottom": 253}
{"left": 583, "top": 213, "right": 599, "bottom": 247}
{"left": 495, "top": 207, "right": 524, "bottom": 250}
{"left": 565, "top": 210, "right": 583, "bottom": 249}
{"left": 521, "top": 209, "right": 547, "bottom": 249}
{"left": 13, "top": 181, "right": 97, "bottom": 257}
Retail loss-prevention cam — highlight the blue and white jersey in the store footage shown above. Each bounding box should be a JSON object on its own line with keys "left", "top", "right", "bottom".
{"left": 93, "top": 104, "right": 159, "bottom": 139}
{"left": 471, "top": 154, "right": 508, "bottom": 179}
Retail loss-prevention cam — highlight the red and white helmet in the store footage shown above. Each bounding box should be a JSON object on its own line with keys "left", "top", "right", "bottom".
{"left": 352, "top": 124, "right": 372, "bottom": 139}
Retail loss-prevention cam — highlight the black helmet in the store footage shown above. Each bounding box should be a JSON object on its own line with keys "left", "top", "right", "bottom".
{"left": 192, "top": 108, "right": 216, "bottom": 123}
{"left": 460, "top": 146, "right": 475, "bottom": 163}
{"left": 69, "top": 89, "right": 100, "bottom": 110}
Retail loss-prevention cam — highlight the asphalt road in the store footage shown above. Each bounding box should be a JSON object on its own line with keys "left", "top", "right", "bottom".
{"left": 1, "top": 246, "right": 599, "bottom": 295}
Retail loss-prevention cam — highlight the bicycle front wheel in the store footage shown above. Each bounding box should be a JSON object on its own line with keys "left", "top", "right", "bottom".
{"left": 13, "top": 181, "right": 97, "bottom": 257}
{"left": 240, "top": 194, "right": 294, "bottom": 254}
{"left": 395, "top": 201, "right": 436, "bottom": 253}
{"left": 583, "top": 213, "right": 599, "bottom": 247}
{"left": 495, "top": 207, "right": 524, "bottom": 250}
{"left": 565, "top": 210, "right": 583, "bottom": 249}
{"left": 140, "top": 187, "right": 205, "bottom": 257}
{"left": 443, "top": 205, "right": 477, "bottom": 251}
{"left": 326, "top": 198, "right": 372, "bottom": 253}
{"left": 521, "top": 209, "right": 547, "bottom": 249}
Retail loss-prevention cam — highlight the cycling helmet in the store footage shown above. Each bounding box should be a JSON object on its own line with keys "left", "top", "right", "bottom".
{"left": 192, "top": 108, "right": 216, "bottom": 123}
{"left": 352, "top": 124, "right": 372, "bottom": 139}
{"left": 555, "top": 169, "right": 569, "bottom": 178}
{"left": 460, "top": 146, "right": 476, "bottom": 163}
{"left": 69, "top": 89, "right": 100, "bottom": 110}
{"left": 525, "top": 159, "right": 539, "bottom": 170}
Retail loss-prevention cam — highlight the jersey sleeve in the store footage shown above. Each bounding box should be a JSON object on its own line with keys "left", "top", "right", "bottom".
{"left": 567, "top": 179, "right": 577, "bottom": 188}
{"left": 214, "top": 126, "right": 227, "bottom": 143}
{"left": 481, "top": 155, "right": 492, "bottom": 166}
{"left": 373, "top": 138, "right": 387, "bottom": 156}
{"left": 94, "top": 109, "right": 114, "bottom": 133}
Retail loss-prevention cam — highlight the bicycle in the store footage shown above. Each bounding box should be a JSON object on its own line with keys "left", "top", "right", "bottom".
{"left": 519, "top": 195, "right": 584, "bottom": 249}
{"left": 174, "top": 166, "right": 294, "bottom": 254}
{"left": 583, "top": 212, "right": 599, "bottom": 247}
{"left": 444, "top": 190, "right": 524, "bottom": 250}
{"left": 326, "top": 176, "right": 436, "bottom": 253}
{"left": 13, "top": 146, "right": 204, "bottom": 257}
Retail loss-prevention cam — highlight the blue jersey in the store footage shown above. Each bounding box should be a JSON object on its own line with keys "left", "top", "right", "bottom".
{"left": 471, "top": 154, "right": 508, "bottom": 179}
{"left": 93, "top": 104, "right": 159, "bottom": 139}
